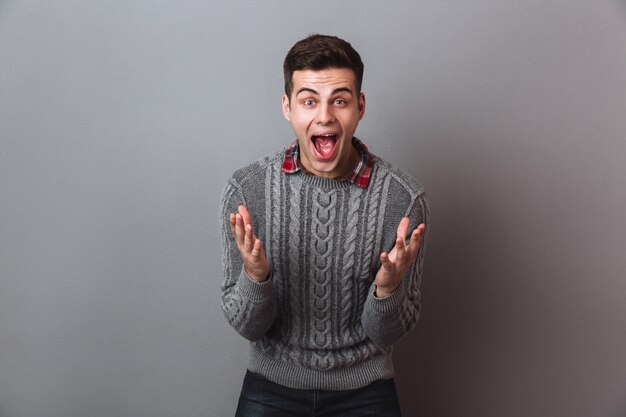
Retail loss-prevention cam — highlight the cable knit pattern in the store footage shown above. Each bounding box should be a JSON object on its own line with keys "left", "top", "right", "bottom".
{"left": 361, "top": 170, "right": 385, "bottom": 277}
{"left": 285, "top": 178, "right": 303, "bottom": 363}
{"left": 350, "top": 170, "right": 386, "bottom": 344}
{"left": 220, "top": 147, "right": 428, "bottom": 391}
{"left": 267, "top": 162, "right": 291, "bottom": 362}
{"left": 340, "top": 188, "right": 362, "bottom": 344}
{"left": 309, "top": 189, "right": 337, "bottom": 369}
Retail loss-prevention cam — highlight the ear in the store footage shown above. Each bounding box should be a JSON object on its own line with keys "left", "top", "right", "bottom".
{"left": 358, "top": 92, "right": 366, "bottom": 120}
{"left": 282, "top": 94, "right": 291, "bottom": 122}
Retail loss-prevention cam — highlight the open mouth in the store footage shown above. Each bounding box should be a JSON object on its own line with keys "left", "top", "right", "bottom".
{"left": 311, "top": 133, "right": 338, "bottom": 160}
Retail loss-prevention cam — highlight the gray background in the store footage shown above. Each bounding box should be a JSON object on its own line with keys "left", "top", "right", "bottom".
{"left": 1, "top": 1, "right": 625, "bottom": 416}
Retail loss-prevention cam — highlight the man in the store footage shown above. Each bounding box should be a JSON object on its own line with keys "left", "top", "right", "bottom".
{"left": 220, "top": 34, "right": 428, "bottom": 416}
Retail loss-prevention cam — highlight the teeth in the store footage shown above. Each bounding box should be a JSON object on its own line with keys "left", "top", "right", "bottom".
{"left": 312, "top": 133, "right": 337, "bottom": 142}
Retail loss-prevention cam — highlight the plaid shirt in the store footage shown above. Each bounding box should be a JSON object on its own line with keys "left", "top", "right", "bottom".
{"left": 281, "top": 137, "right": 374, "bottom": 189}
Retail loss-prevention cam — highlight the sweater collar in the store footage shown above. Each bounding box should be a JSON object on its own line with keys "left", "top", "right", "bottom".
{"left": 281, "top": 137, "right": 373, "bottom": 189}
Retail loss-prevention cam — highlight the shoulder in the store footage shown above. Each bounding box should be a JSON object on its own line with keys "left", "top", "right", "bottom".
{"left": 371, "top": 154, "right": 426, "bottom": 199}
{"left": 220, "top": 150, "right": 284, "bottom": 212}
{"left": 370, "top": 154, "right": 430, "bottom": 229}
{"left": 227, "top": 150, "right": 284, "bottom": 188}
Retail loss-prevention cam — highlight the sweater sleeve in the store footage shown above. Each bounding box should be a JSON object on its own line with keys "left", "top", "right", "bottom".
{"left": 219, "top": 178, "right": 277, "bottom": 341}
{"left": 361, "top": 193, "right": 429, "bottom": 350}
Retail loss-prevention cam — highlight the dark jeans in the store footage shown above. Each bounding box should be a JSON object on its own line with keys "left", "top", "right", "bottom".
{"left": 235, "top": 370, "right": 402, "bottom": 417}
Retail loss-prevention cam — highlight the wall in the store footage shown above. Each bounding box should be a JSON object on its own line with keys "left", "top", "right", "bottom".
{"left": 1, "top": 1, "right": 625, "bottom": 416}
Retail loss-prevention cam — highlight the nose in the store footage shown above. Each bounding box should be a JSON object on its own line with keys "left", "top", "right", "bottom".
{"left": 316, "top": 102, "right": 335, "bottom": 125}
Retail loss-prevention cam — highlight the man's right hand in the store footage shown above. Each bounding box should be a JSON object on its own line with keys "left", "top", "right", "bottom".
{"left": 229, "top": 205, "right": 270, "bottom": 282}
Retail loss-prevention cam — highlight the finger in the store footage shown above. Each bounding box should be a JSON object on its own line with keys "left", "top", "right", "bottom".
{"left": 406, "top": 226, "right": 423, "bottom": 260}
{"left": 244, "top": 223, "right": 255, "bottom": 252}
{"left": 380, "top": 252, "right": 393, "bottom": 271}
{"left": 238, "top": 205, "right": 252, "bottom": 228}
{"left": 234, "top": 213, "right": 246, "bottom": 245}
{"left": 408, "top": 223, "right": 425, "bottom": 246}
{"left": 229, "top": 213, "right": 236, "bottom": 235}
{"left": 415, "top": 223, "right": 425, "bottom": 243}
{"left": 395, "top": 235, "right": 407, "bottom": 264}
{"left": 251, "top": 239, "right": 262, "bottom": 259}
{"left": 396, "top": 217, "right": 410, "bottom": 241}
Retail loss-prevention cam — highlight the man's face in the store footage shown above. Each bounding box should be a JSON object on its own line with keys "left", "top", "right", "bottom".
{"left": 282, "top": 68, "right": 365, "bottom": 179}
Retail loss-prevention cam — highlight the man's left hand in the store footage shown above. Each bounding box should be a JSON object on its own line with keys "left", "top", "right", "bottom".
{"left": 374, "top": 217, "right": 425, "bottom": 298}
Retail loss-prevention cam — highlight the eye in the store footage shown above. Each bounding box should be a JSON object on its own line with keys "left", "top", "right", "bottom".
{"left": 304, "top": 99, "right": 315, "bottom": 106}
{"left": 334, "top": 99, "right": 346, "bottom": 106}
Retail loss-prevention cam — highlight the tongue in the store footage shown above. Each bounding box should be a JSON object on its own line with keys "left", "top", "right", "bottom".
{"left": 314, "top": 136, "right": 335, "bottom": 157}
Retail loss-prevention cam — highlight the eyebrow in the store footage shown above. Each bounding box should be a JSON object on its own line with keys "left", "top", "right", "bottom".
{"left": 296, "top": 87, "right": 354, "bottom": 96}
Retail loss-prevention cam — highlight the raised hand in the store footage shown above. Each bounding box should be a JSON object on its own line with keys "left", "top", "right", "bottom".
{"left": 229, "top": 205, "right": 270, "bottom": 282}
{"left": 375, "top": 217, "right": 425, "bottom": 297}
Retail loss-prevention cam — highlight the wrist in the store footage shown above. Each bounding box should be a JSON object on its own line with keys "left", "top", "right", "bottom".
{"left": 245, "top": 267, "right": 269, "bottom": 283}
{"left": 374, "top": 283, "right": 398, "bottom": 298}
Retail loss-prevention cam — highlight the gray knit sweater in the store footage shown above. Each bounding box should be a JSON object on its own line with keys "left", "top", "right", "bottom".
{"left": 220, "top": 148, "right": 428, "bottom": 391}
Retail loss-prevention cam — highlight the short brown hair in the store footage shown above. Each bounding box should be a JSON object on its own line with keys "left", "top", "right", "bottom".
{"left": 283, "top": 34, "right": 364, "bottom": 98}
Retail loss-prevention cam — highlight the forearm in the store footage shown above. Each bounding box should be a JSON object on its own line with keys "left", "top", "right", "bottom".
{"left": 220, "top": 178, "right": 277, "bottom": 341}
{"left": 361, "top": 265, "right": 421, "bottom": 349}
{"left": 221, "top": 268, "right": 277, "bottom": 341}
{"left": 362, "top": 193, "right": 428, "bottom": 349}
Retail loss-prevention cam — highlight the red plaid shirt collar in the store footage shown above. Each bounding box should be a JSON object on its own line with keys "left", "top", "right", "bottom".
{"left": 281, "top": 137, "right": 373, "bottom": 189}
